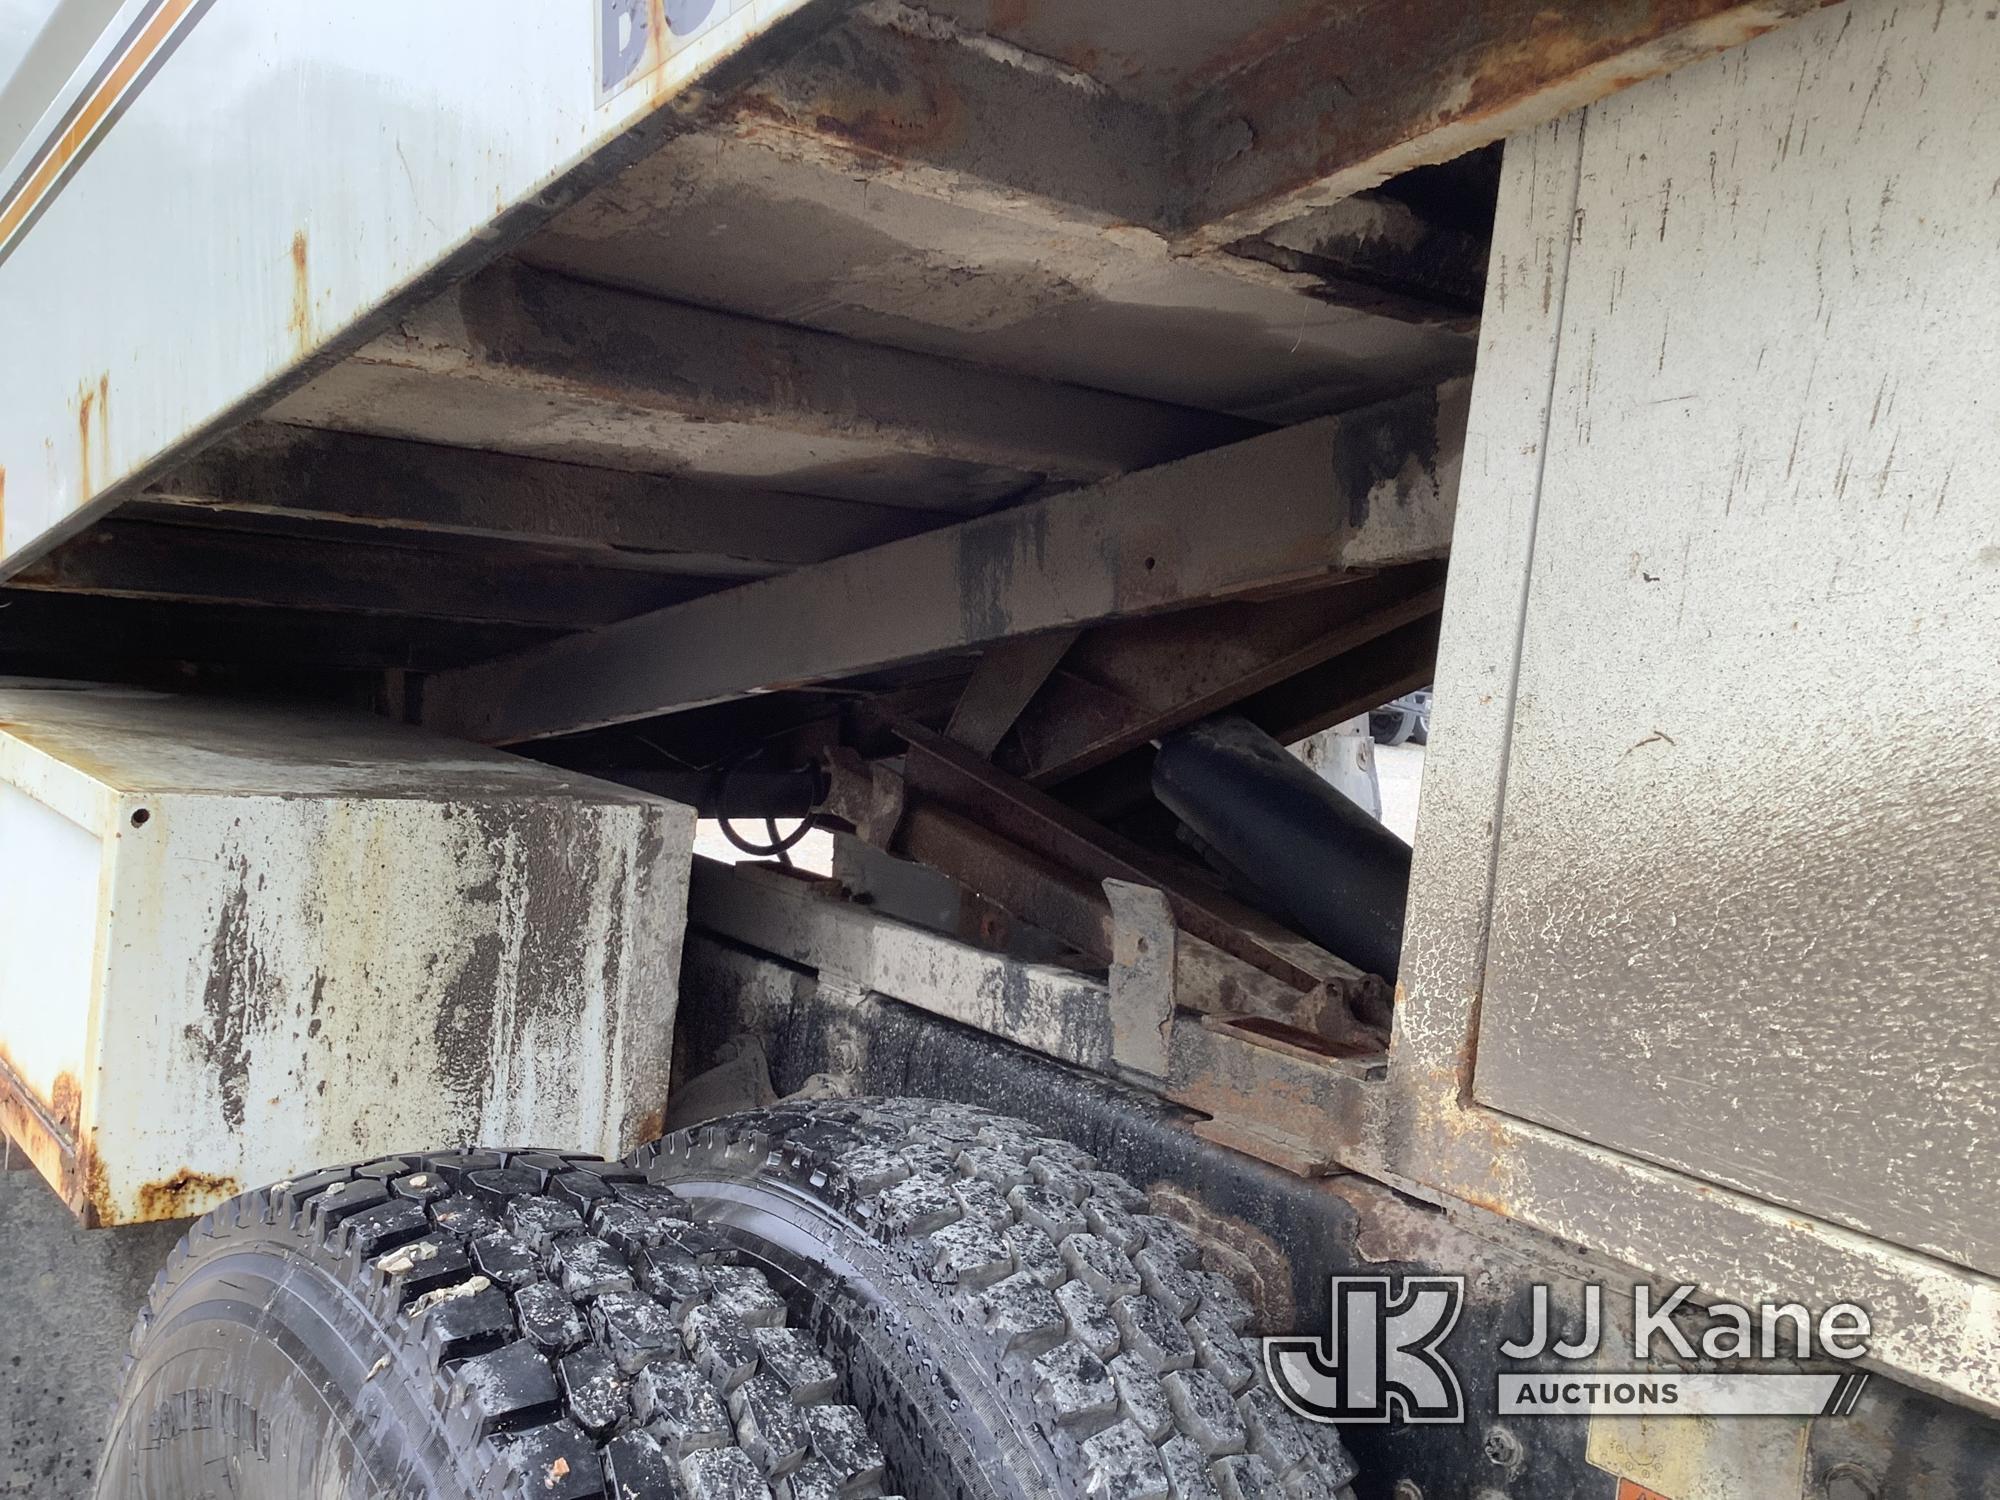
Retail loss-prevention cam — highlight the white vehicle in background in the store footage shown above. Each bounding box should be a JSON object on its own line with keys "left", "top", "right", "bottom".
{"left": 1370, "top": 689, "right": 1432, "bottom": 747}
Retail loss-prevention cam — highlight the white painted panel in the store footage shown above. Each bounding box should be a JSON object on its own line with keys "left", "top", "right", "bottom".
{"left": 0, "top": 780, "right": 98, "bottom": 1100}
{"left": 0, "top": 0, "right": 818, "bottom": 572}
{"left": 93, "top": 791, "right": 684, "bottom": 1205}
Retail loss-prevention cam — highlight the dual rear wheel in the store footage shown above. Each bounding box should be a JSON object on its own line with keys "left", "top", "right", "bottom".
{"left": 97, "top": 1098, "right": 1357, "bottom": 1500}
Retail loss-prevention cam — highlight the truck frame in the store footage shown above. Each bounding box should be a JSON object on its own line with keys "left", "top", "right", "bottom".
{"left": 0, "top": 2, "right": 1993, "bottom": 1497}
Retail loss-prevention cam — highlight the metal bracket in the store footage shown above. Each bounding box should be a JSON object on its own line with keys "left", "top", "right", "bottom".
{"left": 820, "top": 747, "right": 906, "bottom": 847}
{"left": 691, "top": 860, "right": 1123, "bottom": 1075}
{"left": 1105, "top": 878, "right": 1176, "bottom": 1081}
{"left": 1166, "top": 1016, "right": 1386, "bottom": 1178}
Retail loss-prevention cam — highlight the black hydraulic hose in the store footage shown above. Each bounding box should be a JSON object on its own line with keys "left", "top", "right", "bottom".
{"left": 1151, "top": 715, "right": 1411, "bottom": 981}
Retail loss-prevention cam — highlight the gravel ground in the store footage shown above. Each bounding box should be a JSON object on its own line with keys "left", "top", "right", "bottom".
{"left": 0, "top": 1153, "right": 182, "bottom": 1497}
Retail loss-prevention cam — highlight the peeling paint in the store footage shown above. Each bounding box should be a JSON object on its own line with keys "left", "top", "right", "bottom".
{"left": 189, "top": 853, "right": 274, "bottom": 1131}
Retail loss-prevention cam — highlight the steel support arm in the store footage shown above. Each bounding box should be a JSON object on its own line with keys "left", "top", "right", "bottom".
{"left": 421, "top": 378, "right": 1467, "bottom": 744}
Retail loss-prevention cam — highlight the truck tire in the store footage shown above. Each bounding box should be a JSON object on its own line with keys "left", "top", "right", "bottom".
{"left": 1369, "top": 707, "right": 1417, "bottom": 747}
{"left": 634, "top": 1097, "right": 1361, "bottom": 1500}
{"left": 94, "top": 1147, "right": 899, "bottom": 1499}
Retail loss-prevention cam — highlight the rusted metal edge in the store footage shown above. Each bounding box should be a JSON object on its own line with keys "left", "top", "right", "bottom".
{"left": 143, "top": 422, "right": 956, "bottom": 572}
{"left": 0, "top": 1051, "right": 90, "bottom": 1223}
{"left": 1390, "top": 80, "right": 2000, "bottom": 1417}
{"left": 900, "top": 724, "right": 1387, "bottom": 1011}
{"left": 1168, "top": 1015, "right": 1388, "bottom": 1179}
{"left": 692, "top": 856, "right": 1396, "bottom": 1180}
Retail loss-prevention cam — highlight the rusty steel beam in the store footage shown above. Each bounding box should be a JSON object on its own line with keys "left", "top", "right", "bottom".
{"left": 267, "top": 260, "right": 1260, "bottom": 510}
{"left": 1178, "top": 0, "right": 1838, "bottom": 248}
{"left": 719, "top": 9, "right": 1494, "bottom": 327}
{"left": 421, "top": 380, "right": 1466, "bottom": 744}
{"left": 1223, "top": 195, "right": 1489, "bottom": 331}
{"left": 144, "top": 424, "right": 956, "bottom": 577}
{"left": 1000, "top": 565, "right": 1447, "bottom": 786}
{"left": 724, "top": 0, "right": 1830, "bottom": 267}
{"left": 894, "top": 800, "right": 1112, "bottom": 957}
{"left": 945, "top": 629, "right": 1081, "bottom": 757}
{"left": 1059, "top": 609, "right": 1446, "bottom": 829}
{"left": 730, "top": 2, "right": 1175, "bottom": 231}
{"left": 899, "top": 725, "right": 1389, "bottom": 1015}
{"left": 1167, "top": 1016, "right": 1386, "bottom": 1178}
{"left": 1241, "top": 611, "right": 1444, "bottom": 747}
{"left": 8, "top": 521, "right": 714, "bottom": 627}
{"left": 0, "top": 590, "right": 554, "bottom": 672}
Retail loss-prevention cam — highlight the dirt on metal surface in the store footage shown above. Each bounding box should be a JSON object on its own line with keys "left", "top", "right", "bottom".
{"left": 73, "top": 372, "right": 107, "bottom": 504}
{"left": 0, "top": 1051, "right": 135, "bottom": 1230}
{"left": 1184, "top": 0, "right": 1839, "bottom": 239}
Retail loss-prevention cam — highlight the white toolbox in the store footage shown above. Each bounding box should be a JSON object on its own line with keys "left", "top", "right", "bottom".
{"left": 0, "top": 682, "right": 693, "bottom": 1224}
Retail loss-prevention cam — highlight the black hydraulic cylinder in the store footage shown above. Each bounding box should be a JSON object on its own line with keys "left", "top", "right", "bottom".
{"left": 1151, "top": 716, "right": 1410, "bottom": 981}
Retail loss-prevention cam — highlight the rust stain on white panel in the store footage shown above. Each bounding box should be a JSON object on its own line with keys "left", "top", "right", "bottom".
{"left": 0, "top": 683, "right": 693, "bottom": 1225}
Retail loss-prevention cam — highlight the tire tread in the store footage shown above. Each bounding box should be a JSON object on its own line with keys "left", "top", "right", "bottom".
{"left": 110, "top": 1147, "right": 885, "bottom": 1499}
{"left": 633, "top": 1099, "right": 1360, "bottom": 1500}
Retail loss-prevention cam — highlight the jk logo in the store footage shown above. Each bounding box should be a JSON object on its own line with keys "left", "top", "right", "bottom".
{"left": 1265, "top": 1277, "right": 1466, "bottom": 1424}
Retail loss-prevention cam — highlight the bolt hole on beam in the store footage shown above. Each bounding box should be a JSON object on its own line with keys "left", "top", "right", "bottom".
{"left": 128, "top": 808, "right": 150, "bottom": 828}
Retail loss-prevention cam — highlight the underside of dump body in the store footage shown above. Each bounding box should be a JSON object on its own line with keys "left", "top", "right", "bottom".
{"left": 0, "top": 2, "right": 1509, "bottom": 709}
{"left": 1, "top": 1, "right": 1998, "bottom": 1497}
